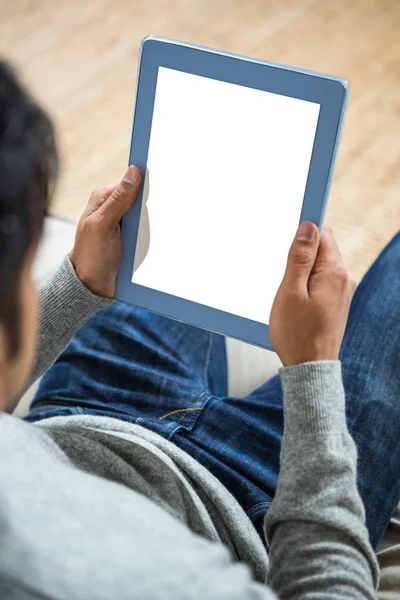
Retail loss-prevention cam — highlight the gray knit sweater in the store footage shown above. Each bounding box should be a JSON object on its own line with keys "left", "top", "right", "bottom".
{"left": 0, "top": 257, "right": 378, "bottom": 599}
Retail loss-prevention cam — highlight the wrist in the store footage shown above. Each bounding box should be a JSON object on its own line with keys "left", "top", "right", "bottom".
{"left": 282, "top": 354, "right": 339, "bottom": 367}
{"left": 279, "top": 339, "right": 340, "bottom": 367}
{"left": 68, "top": 250, "right": 114, "bottom": 299}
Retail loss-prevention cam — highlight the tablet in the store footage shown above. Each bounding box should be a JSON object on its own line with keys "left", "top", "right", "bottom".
{"left": 116, "top": 36, "right": 348, "bottom": 350}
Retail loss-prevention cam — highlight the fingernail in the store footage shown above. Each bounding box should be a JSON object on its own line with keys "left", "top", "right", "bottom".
{"left": 297, "top": 222, "right": 316, "bottom": 242}
{"left": 123, "top": 165, "right": 140, "bottom": 185}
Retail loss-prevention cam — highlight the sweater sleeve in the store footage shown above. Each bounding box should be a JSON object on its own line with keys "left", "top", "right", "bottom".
{"left": 264, "top": 361, "right": 379, "bottom": 599}
{"left": 28, "top": 256, "right": 114, "bottom": 387}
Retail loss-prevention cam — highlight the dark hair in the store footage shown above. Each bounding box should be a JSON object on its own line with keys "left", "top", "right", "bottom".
{"left": 0, "top": 60, "right": 58, "bottom": 357}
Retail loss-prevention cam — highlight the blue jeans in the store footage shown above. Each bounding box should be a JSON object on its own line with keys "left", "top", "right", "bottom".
{"left": 26, "top": 232, "right": 400, "bottom": 550}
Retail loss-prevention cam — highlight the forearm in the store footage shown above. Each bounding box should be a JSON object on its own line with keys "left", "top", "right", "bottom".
{"left": 265, "top": 362, "right": 379, "bottom": 599}
{"left": 28, "top": 256, "right": 113, "bottom": 387}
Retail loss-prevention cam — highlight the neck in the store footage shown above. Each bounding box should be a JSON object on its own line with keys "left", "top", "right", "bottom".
{"left": 0, "top": 380, "right": 7, "bottom": 412}
{"left": 0, "top": 364, "right": 11, "bottom": 412}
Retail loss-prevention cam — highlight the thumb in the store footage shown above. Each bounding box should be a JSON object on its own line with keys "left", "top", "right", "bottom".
{"left": 283, "top": 221, "right": 320, "bottom": 293}
{"left": 98, "top": 166, "right": 142, "bottom": 227}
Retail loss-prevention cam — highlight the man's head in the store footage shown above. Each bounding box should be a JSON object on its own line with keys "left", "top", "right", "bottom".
{"left": 0, "top": 60, "right": 58, "bottom": 408}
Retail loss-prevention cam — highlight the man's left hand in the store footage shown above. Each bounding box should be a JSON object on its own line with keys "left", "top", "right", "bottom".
{"left": 69, "top": 165, "right": 142, "bottom": 298}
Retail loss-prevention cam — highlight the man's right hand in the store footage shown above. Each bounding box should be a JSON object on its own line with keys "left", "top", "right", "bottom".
{"left": 69, "top": 166, "right": 142, "bottom": 299}
{"left": 269, "top": 222, "right": 357, "bottom": 367}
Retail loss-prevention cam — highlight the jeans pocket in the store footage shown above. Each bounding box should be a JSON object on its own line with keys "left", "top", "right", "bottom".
{"left": 157, "top": 391, "right": 212, "bottom": 431}
{"left": 132, "top": 392, "right": 213, "bottom": 441}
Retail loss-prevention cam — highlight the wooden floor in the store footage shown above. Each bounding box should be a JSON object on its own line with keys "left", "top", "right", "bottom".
{"left": 0, "top": 0, "right": 399, "bottom": 280}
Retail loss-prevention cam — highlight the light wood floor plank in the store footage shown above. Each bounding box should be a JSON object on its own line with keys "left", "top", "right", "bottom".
{"left": 0, "top": 0, "right": 399, "bottom": 279}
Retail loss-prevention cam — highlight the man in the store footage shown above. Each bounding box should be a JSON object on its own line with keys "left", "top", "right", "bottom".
{"left": 1, "top": 58, "right": 399, "bottom": 599}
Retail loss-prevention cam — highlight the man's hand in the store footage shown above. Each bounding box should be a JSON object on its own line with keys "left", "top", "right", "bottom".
{"left": 69, "top": 166, "right": 142, "bottom": 298}
{"left": 270, "top": 221, "right": 357, "bottom": 367}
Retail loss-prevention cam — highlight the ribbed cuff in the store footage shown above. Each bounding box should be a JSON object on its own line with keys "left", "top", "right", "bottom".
{"left": 279, "top": 361, "right": 346, "bottom": 435}
{"left": 39, "top": 256, "right": 114, "bottom": 329}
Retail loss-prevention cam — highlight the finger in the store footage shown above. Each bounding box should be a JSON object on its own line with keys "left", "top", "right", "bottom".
{"left": 84, "top": 184, "right": 117, "bottom": 216}
{"left": 314, "top": 226, "right": 344, "bottom": 269}
{"left": 282, "top": 221, "right": 320, "bottom": 293}
{"left": 98, "top": 184, "right": 117, "bottom": 201}
{"left": 97, "top": 166, "right": 142, "bottom": 226}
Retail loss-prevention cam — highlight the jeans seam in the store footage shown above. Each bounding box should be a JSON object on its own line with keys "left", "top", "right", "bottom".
{"left": 30, "top": 400, "right": 73, "bottom": 409}
{"left": 158, "top": 391, "right": 209, "bottom": 422}
{"left": 203, "top": 333, "right": 213, "bottom": 384}
{"left": 247, "top": 501, "right": 272, "bottom": 521}
{"left": 177, "top": 391, "right": 208, "bottom": 424}
{"left": 158, "top": 407, "right": 203, "bottom": 421}
{"left": 158, "top": 391, "right": 210, "bottom": 428}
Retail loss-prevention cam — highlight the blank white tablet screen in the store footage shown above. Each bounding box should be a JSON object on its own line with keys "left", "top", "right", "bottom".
{"left": 132, "top": 67, "right": 320, "bottom": 325}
